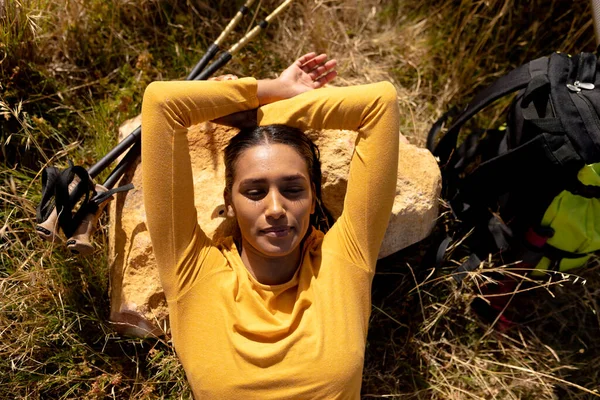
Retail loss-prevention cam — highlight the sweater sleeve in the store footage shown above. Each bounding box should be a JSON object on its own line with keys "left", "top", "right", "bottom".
{"left": 141, "top": 78, "right": 259, "bottom": 298}
{"left": 257, "top": 82, "right": 400, "bottom": 270}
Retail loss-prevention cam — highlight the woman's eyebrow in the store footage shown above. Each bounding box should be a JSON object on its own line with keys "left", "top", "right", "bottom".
{"left": 239, "top": 178, "right": 267, "bottom": 185}
{"left": 281, "top": 174, "right": 307, "bottom": 182}
{"left": 239, "top": 175, "right": 307, "bottom": 185}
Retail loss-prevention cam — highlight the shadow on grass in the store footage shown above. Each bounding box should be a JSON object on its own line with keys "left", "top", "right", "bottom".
{"left": 364, "top": 211, "right": 600, "bottom": 399}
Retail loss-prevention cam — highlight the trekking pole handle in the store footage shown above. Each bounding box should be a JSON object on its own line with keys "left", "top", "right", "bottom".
{"left": 37, "top": 128, "right": 136, "bottom": 244}
{"left": 36, "top": 175, "right": 82, "bottom": 242}
{"left": 37, "top": 208, "right": 61, "bottom": 242}
{"left": 66, "top": 184, "right": 112, "bottom": 255}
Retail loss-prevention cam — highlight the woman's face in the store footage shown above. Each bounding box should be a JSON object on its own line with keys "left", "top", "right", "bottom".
{"left": 227, "top": 143, "right": 316, "bottom": 258}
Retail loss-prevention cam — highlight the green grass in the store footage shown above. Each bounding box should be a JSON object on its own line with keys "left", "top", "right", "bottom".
{"left": 2, "top": 0, "right": 600, "bottom": 398}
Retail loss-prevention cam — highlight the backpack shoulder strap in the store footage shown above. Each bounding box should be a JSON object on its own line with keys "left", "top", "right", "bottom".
{"left": 429, "top": 56, "right": 549, "bottom": 163}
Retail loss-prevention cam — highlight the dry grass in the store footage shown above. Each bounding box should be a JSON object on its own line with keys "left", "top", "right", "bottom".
{"left": 1, "top": 0, "right": 599, "bottom": 398}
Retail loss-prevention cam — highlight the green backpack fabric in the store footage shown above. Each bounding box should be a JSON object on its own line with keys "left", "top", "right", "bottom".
{"left": 531, "top": 163, "right": 600, "bottom": 276}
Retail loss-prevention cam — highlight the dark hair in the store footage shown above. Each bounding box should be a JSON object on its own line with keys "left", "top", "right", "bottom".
{"left": 224, "top": 124, "right": 333, "bottom": 233}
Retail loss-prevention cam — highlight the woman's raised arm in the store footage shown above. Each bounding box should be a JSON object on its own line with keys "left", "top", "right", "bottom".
{"left": 258, "top": 81, "right": 400, "bottom": 271}
{"left": 142, "top": 79, "right": 259, "bottom": 297}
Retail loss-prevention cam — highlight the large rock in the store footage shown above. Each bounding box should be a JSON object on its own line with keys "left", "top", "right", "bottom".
{"left": 108, "top": 116, "right": 441, "bottom": 337}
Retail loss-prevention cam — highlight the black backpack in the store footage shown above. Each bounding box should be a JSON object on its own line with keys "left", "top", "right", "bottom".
{"left": 427, "top": 51, "right": 600, "bottom": 281}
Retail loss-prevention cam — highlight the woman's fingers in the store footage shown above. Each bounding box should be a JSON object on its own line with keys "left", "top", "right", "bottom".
{"left": 308, "top": 59, "right": 337, "bottom": 80}
{"left": 287, "top": 52, "right": 337, "bottom": 89}
{"left": 208, "top": 74, "right": 238, "bottom": 81}
{"left": 301, "top": 53, "right": 328, "bottom": 73}
{"left": 295, "top": 52, "right": 317, "bottom": 68}
{"left": 314, "top": 70, "right": 338, "bottom": 88}
{"left": 294, "top": 52, "right": 337, "bottom": 76}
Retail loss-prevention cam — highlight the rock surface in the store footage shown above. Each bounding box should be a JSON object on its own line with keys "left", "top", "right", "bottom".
{"left": 108, "top": 116, "right": 441, "bottom": 337}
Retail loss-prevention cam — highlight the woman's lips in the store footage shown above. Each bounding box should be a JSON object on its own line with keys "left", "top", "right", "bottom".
{"left": 261, "top": 226, "right": 291, "bottom": 237}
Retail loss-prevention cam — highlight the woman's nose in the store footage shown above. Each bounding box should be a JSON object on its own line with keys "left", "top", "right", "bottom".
{"left": 265, "top": 190, "right": 285, "bottom": 219}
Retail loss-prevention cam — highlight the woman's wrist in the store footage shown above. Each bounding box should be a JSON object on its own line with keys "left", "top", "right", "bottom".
{"left": 257, "top": 78, "right": 288, "bottom": 106}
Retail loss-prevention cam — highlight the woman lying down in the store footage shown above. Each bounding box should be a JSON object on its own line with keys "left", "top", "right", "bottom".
{"left": 142, "top": 52, "right": 401, "bottom": 399}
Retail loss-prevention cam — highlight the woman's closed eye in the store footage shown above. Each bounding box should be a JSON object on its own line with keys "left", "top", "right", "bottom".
{"left": 243, "top": 186, "right": 306, "bottom": 200}
{"left": 283, "top": 187, "right": 306, "bottom": 197}
{"left": 244, "top": 189, "right": 266, "bottom": 199}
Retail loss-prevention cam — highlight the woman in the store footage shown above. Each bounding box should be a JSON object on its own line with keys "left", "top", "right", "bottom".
{"left": 142, "top": 52, "right": 400, "bottom": 399}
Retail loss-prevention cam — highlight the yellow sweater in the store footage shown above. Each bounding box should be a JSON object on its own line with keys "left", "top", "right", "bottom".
{"left": 141, "top": 78, "right": 399, "bottom": 399}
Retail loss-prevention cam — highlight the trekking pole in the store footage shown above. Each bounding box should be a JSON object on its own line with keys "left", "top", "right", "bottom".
{"left": 93, "top": 0, "right": 297, "bottom": 188}
{"left": 194, "top": 0, "right": 295, "bottom": 81}
{"left": 37, "top": 0, "right": 297, "bottom": 253}
{"left": 90, "top": 0, "right": 296, "bottom": 182}
{"left": 79, "top": 0, "right": 271, "bottom": 179}
{"left": 187, "top": 0, "right": 256, "bottom": 80}
{"left": 99, "top": 0, "right": 296, "bottom": 185}
{"left": 94, "top": 0, "right": 296, "bottom": 187}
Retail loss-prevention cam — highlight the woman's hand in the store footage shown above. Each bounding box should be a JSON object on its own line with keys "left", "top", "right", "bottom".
{"left": 258, "top": 52, "right": 337, "bottom": 105}
{"left": 278, "top": 52, "right": 337, "bottom": 95}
